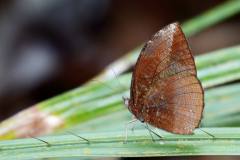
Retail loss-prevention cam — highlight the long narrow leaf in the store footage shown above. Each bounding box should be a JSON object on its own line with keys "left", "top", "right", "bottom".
{"left": 1, "top": 0, "right": 240, "bottom": 140}
{"left": 0, "top": 128, "right": 240, "bottom": 160}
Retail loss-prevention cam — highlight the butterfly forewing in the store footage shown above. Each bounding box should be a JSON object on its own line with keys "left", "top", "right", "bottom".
{"left": 128, "top": 22, "right": 204, "bottom": 134}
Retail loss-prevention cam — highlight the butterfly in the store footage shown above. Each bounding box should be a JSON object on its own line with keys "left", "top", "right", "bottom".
{"left": 124, "top": 22, "right": 204, "bottom": 134}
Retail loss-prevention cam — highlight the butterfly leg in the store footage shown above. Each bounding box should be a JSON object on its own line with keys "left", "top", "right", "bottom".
{"left": 124, "top": 118, "right": 138, "bottom": 143}
{"left": 144, "top": 124, "right": 163, "bottom": 142}
{"left": 130, "top": 115, "right": 138, "bottom": 132}
{"left": 145, "top": 124, "right": 155, "bottom": 142}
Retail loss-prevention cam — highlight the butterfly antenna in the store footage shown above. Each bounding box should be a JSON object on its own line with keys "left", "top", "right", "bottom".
{"left": 91, "top": 79, "right": 116, "bottom": 92}
{"left": 199, "top": 128, "right": 215, "bottom": 139}
{"left": 67, "top": 131, "right": 90, "bottom": 144}
{"left": 145, "top": 124, "right": 155, "bottom": 142}
{"left": 29, "top": 135, "right": 51, "bottom": 147}
{"left": 111, "top": 68, "right": 128, "bottom": 90}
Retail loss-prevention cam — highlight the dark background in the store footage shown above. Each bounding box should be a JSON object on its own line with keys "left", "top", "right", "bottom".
{"left": 0, "top": 0, "right": 239, "bottom": 120}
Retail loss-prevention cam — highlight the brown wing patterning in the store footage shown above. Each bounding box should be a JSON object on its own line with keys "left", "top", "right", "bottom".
{"left": 128, "top": 22, "right": 204, "bottom": 134}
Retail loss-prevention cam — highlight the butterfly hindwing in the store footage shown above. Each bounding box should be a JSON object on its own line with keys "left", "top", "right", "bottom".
{"left": 129, "top": 23, "right": 204, "bottom": 134}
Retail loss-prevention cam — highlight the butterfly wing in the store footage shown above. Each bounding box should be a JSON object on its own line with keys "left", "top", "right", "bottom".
{"left": 129, "top": 22, "right": 204, "bottom": 134}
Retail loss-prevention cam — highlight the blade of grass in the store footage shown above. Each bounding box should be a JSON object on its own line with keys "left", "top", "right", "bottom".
{"left": 1, "top": 45, "right": 240, "bottom": 139}
{"left": 1, "top": 0, "right": 240, "bottom": 139}
{"left": 35, "top": 45, "right": 240, "bottom": 125}
{"left": 0, "top": 128, "right": 240, "bottom": 159}
{"left": 68, "top": 82, "right": 240, "bottom": 132}
{"left": 196, "top": 46, "right": 240, "bottom": 87}
{"left": 182, "top": 0, "right": 240, "bottom": 37}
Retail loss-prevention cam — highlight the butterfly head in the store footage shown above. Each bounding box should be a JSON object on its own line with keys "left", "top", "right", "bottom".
{"left": 122, "top": 96, "right": 133, "bottom": 113}
{"left": 123, "top": 96, "right": 129, "bottom": 107}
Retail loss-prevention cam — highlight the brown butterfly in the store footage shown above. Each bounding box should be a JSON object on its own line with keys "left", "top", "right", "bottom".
{"left": 124, "top": 22, "right": 204, "bottom": 134}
